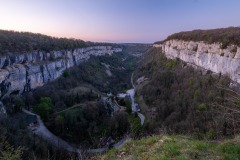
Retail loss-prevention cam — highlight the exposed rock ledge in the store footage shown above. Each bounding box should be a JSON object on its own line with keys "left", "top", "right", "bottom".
{"left": 0, "top": 46, "right": 122, "bottom": 98}
{"left": 154, "top": 40, "right": 240, "bottom": 83}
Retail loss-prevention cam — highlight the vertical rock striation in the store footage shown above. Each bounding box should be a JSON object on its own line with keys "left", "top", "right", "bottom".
{"left": 0, "top": 46, "right": 122, "bottom": 98}
{"left": 154, "top": 40, "right": 240, "bottom": 83}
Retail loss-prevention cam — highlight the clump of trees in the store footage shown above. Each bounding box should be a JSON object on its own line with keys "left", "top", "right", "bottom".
{"left": 47, "top": 102, "right": 111, "bottom": 146}
{"left": 37, "top": 97, "right": 53, "bottom": 121}
{"left": 0, "top": 30, "right": 86, "bottom": 54}
{"left": 110, "top": 112, "right": 130, "bottom": 138}
{"left": 155, "top": 27, "right": 240, "bottom": 48}
{"left": 135, "top": 47, "right": 240, "bottom": 139}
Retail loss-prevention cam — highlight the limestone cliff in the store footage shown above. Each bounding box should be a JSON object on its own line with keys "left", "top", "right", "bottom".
{"left": 154, "top": 40, "right": 240, "bottom": 83}
{"left": 0, "top": 46, "right": 122, "bottom": 98}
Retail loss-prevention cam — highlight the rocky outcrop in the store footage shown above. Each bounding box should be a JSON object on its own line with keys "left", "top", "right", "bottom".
{"left": 0, "top": 46, "right": 122, "bottom": 98}
{"left": 155, "top": 40, "right": 240, "bottom": 83}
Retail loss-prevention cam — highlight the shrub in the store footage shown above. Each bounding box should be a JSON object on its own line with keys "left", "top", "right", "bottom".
{"left": 62, "top": 70, "right": 70, "bottom": 77}
{"left": 124, "top": 98, "right": 132, "bottom": 114}
{"left": 196, "top": 103, "right": 207, "bottom": 112}
{"left": 50, "top": 52, "right": 55, "bottom": 61}
{"left": 165, "top": 60, "right": 176, "bottom": 69}
{"left": 230, "top": 46, "right": 237, "bottom": 56}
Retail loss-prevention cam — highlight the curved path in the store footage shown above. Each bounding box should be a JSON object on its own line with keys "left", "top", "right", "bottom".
{"left": 137, "top": 112, "right": 145, "bottom": 126}
{"left": 131, "top": 72, "right": 136, "bottom": 89}
{"left": 23, "top": 109, "right": 129, "bottom": 154}
{"left": 113, "top": 135, "right": 131, "bottom": 149}
{"left": 130, "top": 72, "right": 146, "bottom": 126}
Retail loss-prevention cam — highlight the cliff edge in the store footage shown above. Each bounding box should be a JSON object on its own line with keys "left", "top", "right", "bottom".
{"left": 0, "top": 46, "right": 122, "bottom": 98}
{"left": 154, "top": 27, "right": 240, "bottom": 83}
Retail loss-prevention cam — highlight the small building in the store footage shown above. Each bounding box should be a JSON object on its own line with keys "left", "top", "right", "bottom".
{"left": 26, "top": 115, "right": 38, "bottom": 127}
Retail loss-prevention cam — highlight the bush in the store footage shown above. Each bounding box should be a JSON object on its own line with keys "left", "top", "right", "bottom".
{"left": 196, "top": 103, "right": 207, "bottom": 112}
{"left": 125, "top": 98, "right": 132, "bottom": 113}
{"left": 50, "top": 52, "right": 55, "bottom": 61}
{"left": 62, "top": 70, "right": 70, "bottom": 77}
{"left": 165, "top": 60, "right": 176, "bottom": 69}
{"left": 231, "top": 46, "right": 237, "bottom": 55}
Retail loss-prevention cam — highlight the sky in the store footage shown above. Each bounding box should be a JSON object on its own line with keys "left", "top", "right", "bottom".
{"left": 0, "top": 0, "right": 240, "bottom": 43}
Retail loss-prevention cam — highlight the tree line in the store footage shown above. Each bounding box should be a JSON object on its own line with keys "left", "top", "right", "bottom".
{"left": 0, "top": 29, "right": 114, "bottom": 55}
{"left": 155, "top": 27, "right": 240, "bottom": 48}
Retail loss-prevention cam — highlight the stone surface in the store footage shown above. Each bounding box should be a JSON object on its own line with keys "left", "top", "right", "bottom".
{"left": 0, "top": 46, "right": 122, "bottom": 98}
{"left": 155, "top": 40, "right": 240, "bottom": 83}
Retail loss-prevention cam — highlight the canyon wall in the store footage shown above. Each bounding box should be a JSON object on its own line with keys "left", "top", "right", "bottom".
{"left": 0, "top": 46, "right": 122, "bottom": 98}
{"left": 154, "top": 40, "right": 240, "bottom": 83}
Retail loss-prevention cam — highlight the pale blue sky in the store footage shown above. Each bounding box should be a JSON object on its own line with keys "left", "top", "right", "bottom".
{"left": 0, "top": 0, "right": 239, "bottom": 43}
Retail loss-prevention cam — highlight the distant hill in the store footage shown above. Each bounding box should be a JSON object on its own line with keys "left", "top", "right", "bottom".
{"left": 155, "top": 27, "right": 240, "bottom": 48}
{"left": 0, "top": 30, "right": 112, "bottom": 55}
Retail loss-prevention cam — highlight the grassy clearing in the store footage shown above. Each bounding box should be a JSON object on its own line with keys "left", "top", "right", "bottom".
{"left": 70, "top": 86, "right": 100, "bottom": 96}
{"left": 57, "top": 104, "right": 84, "bottom": 120}
{"left": 55, "top": 103, "right": 83, "bottom": 114}
{"left": 92, "top": 135, "right": 240, "bottom": 160}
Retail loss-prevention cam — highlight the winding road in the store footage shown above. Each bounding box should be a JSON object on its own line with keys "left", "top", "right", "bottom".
{"left": 137, "top": 112, "right": 145, "bottom": 125}
{"left": 23, "top": 109, "right": 130, "bottom": 154}
{"left": 130, "top": 72, "right": 146, "bottom": 126}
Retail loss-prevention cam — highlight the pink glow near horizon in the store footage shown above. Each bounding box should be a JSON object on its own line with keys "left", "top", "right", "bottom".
{"left": 1, "top": 0, "right": 240, "bottom": 43}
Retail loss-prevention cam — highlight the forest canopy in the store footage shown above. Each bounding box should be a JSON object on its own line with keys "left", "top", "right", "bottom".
{"left": 0, "top": 30, "right": 112, "bottom": 55}
{"left": 155, "top": 27, "right": 240, "bottom": 48}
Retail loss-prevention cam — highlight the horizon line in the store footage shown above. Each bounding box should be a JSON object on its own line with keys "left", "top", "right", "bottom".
{"left": 0, "top": 28, "right": 156, "bottom": 44}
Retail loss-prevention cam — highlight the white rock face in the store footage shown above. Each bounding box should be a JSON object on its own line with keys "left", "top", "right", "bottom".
{"left": 0, "top": 46, "right": 122, "bottom": 97}
{"left": 155, "top": 40, "right": 240, "bottom": 83}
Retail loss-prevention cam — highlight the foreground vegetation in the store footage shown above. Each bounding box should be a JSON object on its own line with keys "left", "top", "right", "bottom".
{"left": 155, "top": 27, "right": 240, "bottom": 48}
{"left": 93, "top": 135, "right": 240, "bottom": 160}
